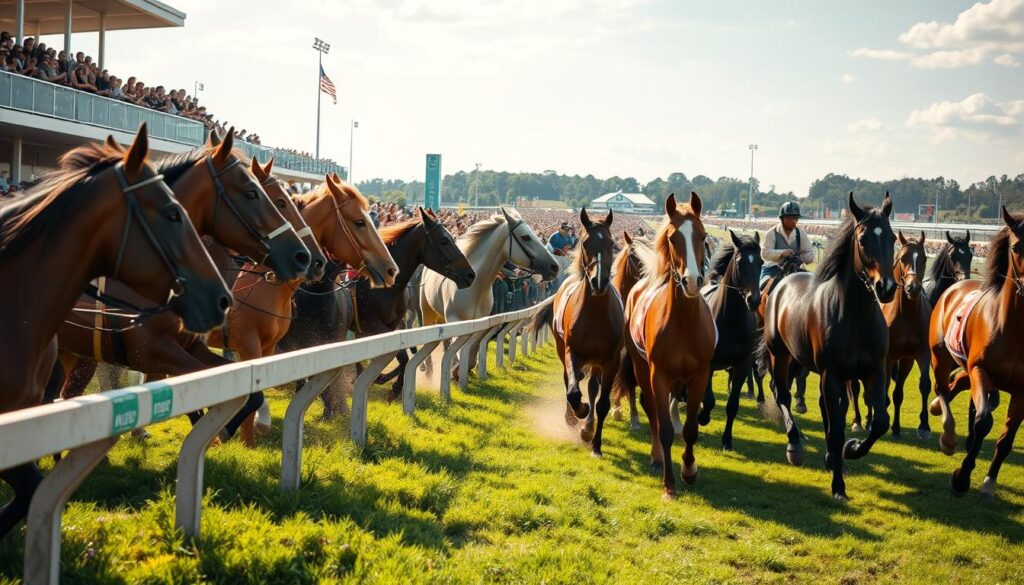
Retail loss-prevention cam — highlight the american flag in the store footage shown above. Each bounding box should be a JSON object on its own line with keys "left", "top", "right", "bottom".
{"left": 319, "top": 66, "right": 337, "bottom": 104}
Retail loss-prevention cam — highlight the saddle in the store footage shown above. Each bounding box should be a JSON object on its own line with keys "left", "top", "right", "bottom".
{"left": 944, "top": 289, "right": 983, "bottom": 368}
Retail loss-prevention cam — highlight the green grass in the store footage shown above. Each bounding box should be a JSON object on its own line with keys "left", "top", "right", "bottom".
{"left": 2, "top": 346, "right": 1024, "bottom": 583}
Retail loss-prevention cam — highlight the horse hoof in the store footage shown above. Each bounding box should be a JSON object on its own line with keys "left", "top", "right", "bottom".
{"left": 661, "top": 490, "right": 676, "bottom": 501}
{"left": 950, "top": 473, "right": 970, "bottom": 497}
{"left": 929, "top": 397, "right": 943, "bottom": 416}
{"left": 722, "top": 443, "right": 733, "bottom": 452}
{"left": 756, "top": 397, "right": 765, "bottom": 405}
{"left": 795, "top": 401, "right": 807, "bottom": 415}
{"left": 939, "top": 434, "right": 957, "bottom": 456}
{"left": 891, "top": 427, "right": 902, "bottom": 438}
{"left": 574, "top": 403, "right": 591, "bottom": 420}
{"left": 612, "top": 407, "right": 623, "bottom": 421}
{"left": 980, "top": 476, "right": 997, "bottom": 499}
{"left": 786, "top": 444, "right": 804, "bottom": 467}
{"left": 850, "top": 423, "right": 863, "bottom": 433}
{"left": 580, "top": 426, "right": 595, "bottom": 444}
{"left": 681, "top": 465, "right": 698, "bottom": 485}
{"left": 255, "top": 424, "right": 272, "bottom": 437}
{"left": 591, "top": 450, "right": 603, "bottom": 459}
{"left": 697, "top": 410, "right": 712, "bottom": 426}
{"left": 918, "top": 428, "right": 931, "bottom": 441}
{"left": 843, "top": 439, "right": 863, "bottom": 460}
{"left": 745, "top": 391, "right": 755, "bottom": 400}
{"left": 833, "top": 492, "right": 849, "bottom": 502}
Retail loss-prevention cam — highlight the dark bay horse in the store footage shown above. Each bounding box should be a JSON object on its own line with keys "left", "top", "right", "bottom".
{"left": 929, "top": 208, "right": 1024, "bottom": 497}
{"left": 924, "top": 231, "right": 973, "bottom": 307}
{"left": 749, "top": 254, "right": 809, "bottom": 409}
{"left": 609, "top": 231, "right": 646, "bottom": 430}
{"left": 624, "top": 192, "right": 715, "bottom": 496}
{"left": 762, "top": 192, "right": 896, "bottom": 500}
{"left": 280, "top": 208, "right": 476, "bottom": 410}
{"left": 849, "top": 231, "right": 932, "bottom": 439}
{"left": 543, "top": 209, "right": 622, "bottom": 456}
{"left": 695, "top": 230, "right": 762, "bottom": 451}
{"left": 0, "top": 125, "right": 231, "bottom": 536}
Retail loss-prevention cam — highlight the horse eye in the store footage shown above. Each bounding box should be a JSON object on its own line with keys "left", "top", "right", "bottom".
{"left": 245, "top": 190, "right": 258, "bottom": 200}
{"left": 274, "top": 199, "right": 286, "bottom": 208}
{"left": 441, "top": 240, "right": 450, "bottom": 246}
{"left": 165, "top": 209, "right": 182, "bottom": 222}
{"left": 354, "top": 220, "right": 366, "bottom": 228}
{"left": 520, "top": 235, "right": 530, "bottom": 242}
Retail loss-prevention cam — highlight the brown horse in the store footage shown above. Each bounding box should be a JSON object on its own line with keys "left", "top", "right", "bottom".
{"left": 762, "top": 192, "right": 896, "bottom": 500}
{"left": 848, "top": 231, "right": 932, "bottom": 439}
{"left": 624, "top": 192, "right": 714, "bottom": 496}
{"left": 929, "top": 207, "right": 1024, "bottom": 497}
{"left": 543, "top": 208, "right": 622, "bottom": 456}
{"left": 0, "top": 125, "right": 231, "bottom": 536}
{"left": 51, "top": 155, "right": 326, "bottom": 404}
{"left": 207, "top": 176, "right": 398, "bottom": 445}
{"left": 609, "top": 231, "right": 645, "bottom": 430}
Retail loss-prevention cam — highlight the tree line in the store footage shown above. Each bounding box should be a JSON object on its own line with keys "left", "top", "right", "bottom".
{"left": 356, "top": 169, "right": 1024, "bottom": 222}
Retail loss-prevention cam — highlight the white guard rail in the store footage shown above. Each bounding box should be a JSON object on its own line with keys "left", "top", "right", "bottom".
{"left": 0, "top": 298, "right": 552, "bottom": 585}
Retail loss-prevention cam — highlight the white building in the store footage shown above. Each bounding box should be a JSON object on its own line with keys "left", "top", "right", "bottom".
{"left": 590, "top": 190, "right": 656, "bottom": 214}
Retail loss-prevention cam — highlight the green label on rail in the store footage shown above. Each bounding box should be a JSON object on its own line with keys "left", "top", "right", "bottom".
{"left": 110, "top": 393, "right": 139, "bottom": 435}
{"left": 149, "top": 384, "right": 173, "bottom": 423}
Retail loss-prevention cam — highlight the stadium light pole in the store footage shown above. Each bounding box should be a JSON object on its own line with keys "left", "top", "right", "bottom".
{"left": 312, "top": 37, "right": 330, "bottom": 159}
{"left": 349, "top": 119, "right": 358, "bottom": 183}
{"left": 474, "top": 162, "right": 481, "bottom": 207}
{"left": 748, "top": 144, "right": 758, "bottom": 218}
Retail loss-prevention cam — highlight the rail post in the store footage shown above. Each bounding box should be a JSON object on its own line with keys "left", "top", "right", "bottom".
{"left": 494, "top": 321, "right": 518, "bottom": 368}
{"left": 520, "top": 319, "right": 531, "bottom": 357}
{"left": 439, "top": 335, "right": 473, "bottom": 401}
{"left": 476, "top": 325, "right": 503, "bottom": 381}
{"left": 351, "top": 353, "right": 397, "bottom": 446}
{"left": 458, "top": 329, "right": 491, "bottom": 392}
{"left": 402, "top": 340, "right": 440, "bottom": 416}
{"left": 281, "top": 368, "right": 343, "bottom": 490}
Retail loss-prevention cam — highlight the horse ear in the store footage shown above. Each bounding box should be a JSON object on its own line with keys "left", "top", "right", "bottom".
{"left": 105, "top": 135, "right": 123, "bottom": 152}
{"left": 897, "top": 230, "right": 907, "bottom": 246}
{"left": 325, "top": 175, "right": 344, "bottom": 198}
{"left": 665, "top": 193, "right": 678, "bottom": 217}
{"left": 623, "top": 231, "right": 632, "bottom": 245}
{"left": 965, "top": 230, "right": 971, "bottom": 243}
{"left": 208, "top": 128, "right": 222, "bottom": 147}
{"left": 946, "top": 230, "right": 955, "bottom": 244}
{"left": 689, "top": 191, "right": 702, "bottom": 216}
{"left": 123, "top": 122, "right": 149, "bottom": 176}
{"left": 880, "top": 191, "right": 893, "bottom": 218}
{"left": 754, "top": 231, "right": 761, "bottom": 245}
{"left": 214, "top": 127, "right": 234, "bottom": 164}
{"left": 500, "top": 206, "right": 516, "bottom": 225}
{"left": 418, "top": 206, "right": 432, "bottom": 224}
{"left": 729, "top": 229, "right": 742, "bottom": 248}
{"left": 580, "top": 207, "right": 592, "bottom": 228}
{"left": 1002, "top": 206, "right": 1016, "bottom": 229}
{"left": 848, "top": 192, "right": 866, "bottom": 222}
{"left": 249, "top": 157, "right": 265, "bottom": 180}
{"left": 263, "top": 157, "right": 275, "bottom": 175}
{"left": 604, "top": 208, "right": 613, "bottom": 227}
{"left": 332, "top": 172, "right": 341, "bottom": 183}
{"left": 920, "top": 231, "right": 926, "bottom": 246}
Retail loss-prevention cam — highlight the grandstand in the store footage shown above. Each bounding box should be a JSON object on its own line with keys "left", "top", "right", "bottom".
{"left": 589, "top": 189, "right": 656, "bottom": 214}
{"left": 0, "top": 0, "right": 343, "bottom": 186}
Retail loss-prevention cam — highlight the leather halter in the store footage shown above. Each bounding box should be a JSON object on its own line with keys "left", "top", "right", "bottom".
{"left": 893, "top": 242, "right": 922, "bottom": 293}
{"left": 1005, "top": 240, "right": 1024, "bottom": 297}
{"left": 208, "top": 157, "right": 293, "bottom": 264}
{"left": 506, "top": 218, "right": 548, "bottom": 275}
{"left": 261, "top": 174, "right": 316, "bottom": 244}
{"left": 851, "top": 220, "right": 882, "bottom": 297}
{"left": 421, "top": 221, "right": 464, "bottom": 282}
{"left": 330, "top": 195, "right": 370, "bottom": 275}
{"left": 665, "top": 225, "right": 705, "bottom": 292}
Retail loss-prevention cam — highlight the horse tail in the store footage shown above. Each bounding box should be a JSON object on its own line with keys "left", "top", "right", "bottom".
{"left": 611, "top": 347, "right": 636, "bottom": 405}
{"left": 529, "top": 301, "right": 554, "bottom": 344}
{"left": 754, "top": 328, "right": 770, "bottom": 378}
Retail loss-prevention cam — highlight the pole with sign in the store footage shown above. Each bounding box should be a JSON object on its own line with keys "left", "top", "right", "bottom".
{"left": 425, "top": 154, "right": 442, "bottom": 211}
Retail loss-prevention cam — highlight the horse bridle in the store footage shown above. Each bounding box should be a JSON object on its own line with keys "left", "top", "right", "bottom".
{"left": 422, "top": 221, "right": 464, "bottom": 282}
{"left": 1005, "top": 237, "right": 1024, "bottom": 297}
{"left": 851, "top": 221, "right": 883, "bottom": 296}
{"left": 893, "top": 243, "right": 922, "bottom": 293}
{"left": 83, "top": 163, "right": 188, "bottom": 320}
{"left": 329, "top": 195, "right": 373, "bottom": 279}
{"left": 261, "top": 175, "right": 315, "bottom": 241}
{"left": 666, "top": 225, "right": 706, "bottom": 292}
{"left": 208, "top": 157, "right": 293, "bottom": 265}
{"left": 506, "top": 218, "right": 548, "bottom": 275}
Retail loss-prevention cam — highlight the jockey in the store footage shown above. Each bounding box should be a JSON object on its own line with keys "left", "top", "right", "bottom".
{"left": 759, "top": 201, "right": 813, "bottom": 288}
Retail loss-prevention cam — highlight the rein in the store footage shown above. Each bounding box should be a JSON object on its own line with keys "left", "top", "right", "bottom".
{"left": 207, "top": 157, "right": 293, "bottom": 265}
{"left": 506, "top": 218, "right": 546, "bottom": 276}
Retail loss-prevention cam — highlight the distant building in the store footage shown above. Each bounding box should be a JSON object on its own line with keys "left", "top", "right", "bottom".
{"left": 590, "top": 190, "right": 657, "bottom": 214}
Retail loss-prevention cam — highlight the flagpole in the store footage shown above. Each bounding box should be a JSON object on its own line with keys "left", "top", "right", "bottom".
{"left": 312, "top": 37, "right": 330, "bottom": 160}
{"left": 348, "top": 119, "right": 355, "bottom": 183}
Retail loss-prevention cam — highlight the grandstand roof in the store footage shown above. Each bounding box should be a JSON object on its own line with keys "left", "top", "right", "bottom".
{"left": 592, "top": 190, "right": 655, "bottom": 206}
{"left": 0, "top": 0, "right": 184, "bottom": 35}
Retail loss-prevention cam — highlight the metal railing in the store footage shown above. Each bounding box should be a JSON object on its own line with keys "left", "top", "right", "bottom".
{"left": 0, "top": 299, "right": 551, "bottom": 584}
{"left": 0, "top": 70, "right": 347, "bottom": 178}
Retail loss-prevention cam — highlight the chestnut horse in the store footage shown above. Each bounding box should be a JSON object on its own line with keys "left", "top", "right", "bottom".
{"left": 207, "top": 176, "right": 398, "bottom": 445}
{"left": 624, "top": 192, "right": 714, "bottom": 496}
{"left": 848, "top": 231, "right": 932, "bottom": 439}
{"left": 543, "top": 208, "right": 622, "bottom": 456}
{"left": 0, "top": 125, "right": 231, "bottom": 536}
{"left": 762, "top": 192, "right": 896, "bottom": 500}
{"left": 929, "top": 208, "right": 1024, "bottom": 497}
{"left": 609, "top": 231, "right": 646, "bottom": 430}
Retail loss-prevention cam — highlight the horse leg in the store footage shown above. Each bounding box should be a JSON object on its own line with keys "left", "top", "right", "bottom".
{"left": 848, "top": 380, "right": 864, "bottom": 432}
{"left": 669, "top": 396, "right": 683, "bottom": 439}
{"left": 915, "top": 352, "right": 932, "bottom": 440}
{"left": 387, "top": 350, "right": 410, "bottom": 403}
{"left": 681, "top": 371, "right": 708, "bottom": 487}
{"left": 580, "top": 373, "right": 599, "bottom": 443}
{"left": 845, "top": 367, "right": 890, "bottom": 460}
{"left": 794, "top": 369, "right": 807, "bottom": 414}
{"left": 891, "top": 359, "right": 913, "bottom": 438}
{"left": 745, "top": 367, "right": 755, "bottom": 400}
{"left": 722, "top": 365, "right": 745, "bottom": 451}
{"left": 951, "top": 368, "right": 995, "bottom": 495}
{"left": 634, "top": 361, "right": 661, "bottom": 472}
{"left": 651, "top": 369, "right": 677, "bottom": 497}
{"left": 930, "top": 346, "right": 958, "bottom": 455}
{"left": 980, "top": 392, "right": 1024, "bottom": 498}
{"left": 754, "top": 366, "right": 765, "bottom": 404}
{"left": 698, "top": 374, "right": 715, "bottom": 426}
{"left": 590, "top": 367, "right": 616, "bottom": 457}
{"left": 770, "top": 354, "right": 803, "bottom": 466}
{"left": 0, "top": 463, "right": 44, "bottom": 538}
{"left": 820, "top": 371, "right": 849, "bottom": 500}
{"left": 564, "top": 351, "right": 590, "bottom": 420}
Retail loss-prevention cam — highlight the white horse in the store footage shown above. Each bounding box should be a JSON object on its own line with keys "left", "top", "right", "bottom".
{"left": 421, "top": 207, "right": 559, "bottom": 375}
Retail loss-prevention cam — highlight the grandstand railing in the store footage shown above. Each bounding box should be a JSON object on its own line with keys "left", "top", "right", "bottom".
{"left": 0, "top": 70, "right": 346, "bottom": 178}
{"left": 0, "top": 299, "right": 550, "bottom": 584}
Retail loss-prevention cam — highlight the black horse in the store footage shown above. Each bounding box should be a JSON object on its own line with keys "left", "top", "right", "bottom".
{"left": 748, "top": 253, "right": 809, "bottom": 411}
{"left": 923, "top": 230, "right": 973, "bottom": 307}
{"left": 691, "top": 230, "right": 763, "bottom": 451}
{"left": 761, "top": 192, "right": 897, "bottom": 500}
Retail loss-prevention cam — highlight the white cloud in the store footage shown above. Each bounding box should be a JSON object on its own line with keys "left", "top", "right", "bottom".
{"left": 848, "top": 118, "right": 888, "bottom": 133}
{"left": 853, "top": 0, "right": 1024, "bottom": 68}
{"left": 822, "top": 136, "right": 891, "bottom": 158}
{"left": 906, "top": 93, "right": 1024, "bottom": 142}
{"left": 841, "top": 73, "right": 856, "bottom": 84}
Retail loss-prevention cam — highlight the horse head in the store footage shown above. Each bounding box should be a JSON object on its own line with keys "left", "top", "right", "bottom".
{"left": 578, "top": 207, "right": 615, "bottom": 294}
{"left": 849, "top": 191, "right": 897, "bottom": 303}
{"left": 1000, "top": 206, "right": 1024, "bottom": 294}
{"left": 945, "top": 229, "right": 973, "bottom": 280}
{"left": 662, "top": 192, "right": 707, "bottom": 298}
{"left": 728, "top": 229, "right": 763, "bottom": 311}
{"left": 419, "top": 207, "right": 475, "bottom": 289}
{"left": 500, "top": 207, "right": 559, "bottom": 281}
{"left": 250, "top": 157, "right": 327, "bottom": 282}
{"left": 323, "top": 176, "right": 399, "bottom": 288}
{"left": 895, "top": 230, "right": 926, "bottom": 300}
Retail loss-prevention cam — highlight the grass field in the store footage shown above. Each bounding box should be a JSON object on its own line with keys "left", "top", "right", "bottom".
{"left": 2, "top": 345, "right": 1024, "bottom": 584}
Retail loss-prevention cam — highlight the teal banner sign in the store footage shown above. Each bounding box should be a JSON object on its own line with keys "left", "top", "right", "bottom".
{"left": 110, "top": 393, "right": 139, "bottom": 435}
{"left": 425, "top": 154, "right": 442, "bottom": 210}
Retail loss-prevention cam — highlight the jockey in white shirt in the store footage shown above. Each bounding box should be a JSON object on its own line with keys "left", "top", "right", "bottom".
{"left": 759, "top": 201, "right": 814, "bottom": 288}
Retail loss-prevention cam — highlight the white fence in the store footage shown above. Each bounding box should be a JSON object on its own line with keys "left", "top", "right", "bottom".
{"left": 0, "top": 299, "right": 551, "bottom": 584}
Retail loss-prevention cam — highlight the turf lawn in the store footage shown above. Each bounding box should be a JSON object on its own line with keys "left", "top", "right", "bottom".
{"left": 1, "top": 344, "right": 1023, "bottom": 584}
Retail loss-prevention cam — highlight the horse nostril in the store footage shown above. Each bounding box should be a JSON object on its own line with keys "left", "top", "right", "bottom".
{"left": 550, "top": 264, "right": 558, "bottom": 273}
{"left": 294, "top": 251, "right": 310, "bottom": 268}
{"left": 386, "top": 267, "right": 398, "bottom": 277}
{"left": 313, "top": 259, "right": 325, "bottom": 271}
{"left": 697, "top": 276, "right": 705, "bottom": 287}
{"left": 466, "top": 270, "right": 476, "bottom": 280}
{"left": 218, "top": 295, "right": 232, "bottom": 312}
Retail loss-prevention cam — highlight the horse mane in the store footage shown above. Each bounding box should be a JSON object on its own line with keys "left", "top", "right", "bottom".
{"left": 708, "top": 244, "right": 736, "bottom": 283}
{"left": 928, "top": 243, "right": 956, "bottom": 282}
{"left": 0, "top": 142, "right": 124, "bottom": 259}
{"left": 154, "top": 145, "right": 247, "bottom": 184}
{"left": 985, "top": 214, "right": 1023, "bottom": 293}
{"left": 290, "top": 180, "right": 369, "bottom": 213}
{"left": 457, "top": 213, "right": 507, "bottom": 249}
{"left": 378, "top": 217, "right": 421, "bottom": 245}
{"left": 815, "top": 209, "right": 876, "bottom": 282}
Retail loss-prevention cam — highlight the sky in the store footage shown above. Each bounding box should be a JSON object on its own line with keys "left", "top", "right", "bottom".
{"left": 40, "top": 0, "right": 1024, "bottom": 195}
